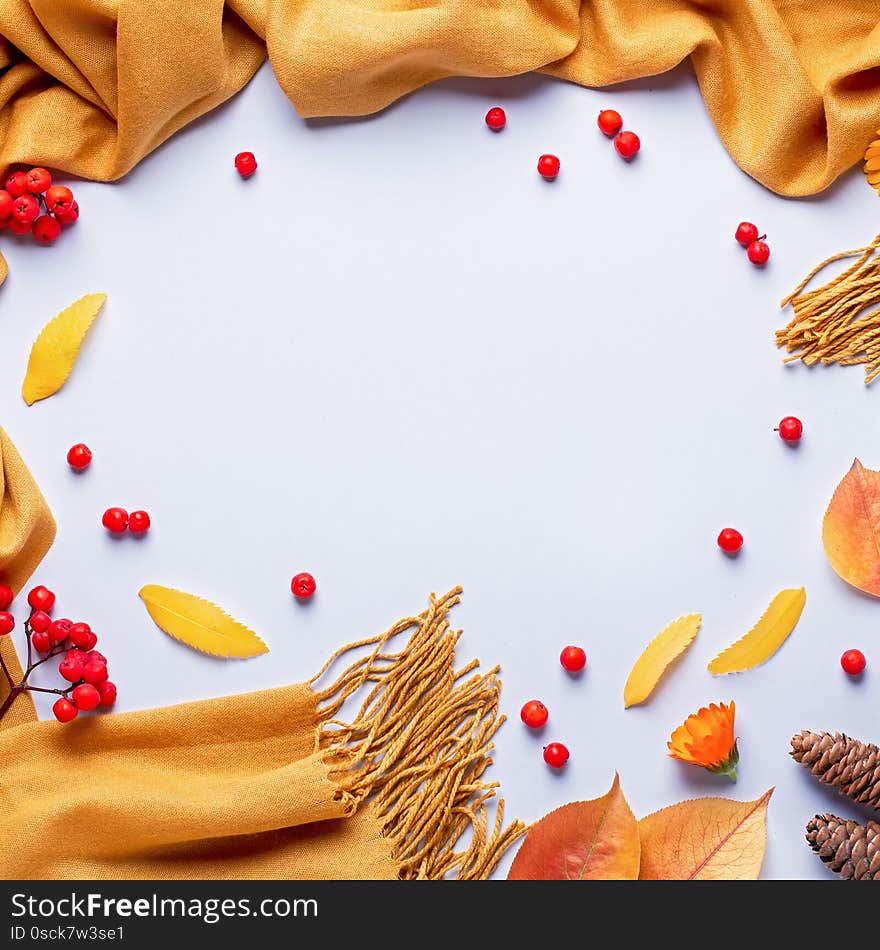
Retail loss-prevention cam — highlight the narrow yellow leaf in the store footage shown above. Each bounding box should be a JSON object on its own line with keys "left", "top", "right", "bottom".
{"left": 623, "top": 614, "right": 701, "bottom": 708}
{"left": 139, "top": 585, "right": 268, "bottom": 658}
{"left": 22, "top": 293, "right": 107, "bottom": 405}
{"left": 708, "top": 588, "right": 806, "bottom": 675}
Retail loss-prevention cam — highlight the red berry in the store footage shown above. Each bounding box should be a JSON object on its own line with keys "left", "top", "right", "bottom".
{"left": 0, "top": 612, "right": 14, "bottom": 636}
{"left": 97, "top": 680, "right": 117, "bottom": 708}
{"left": 31, "top": 630, "right": 51, "bottom": 653}
{"left": 45, "top": 185, "right": 73, "bottom": 213}
{"left": 81, "top": 629, "right": 98, "bottom": 650}
{"left": 543, "top": 742, "right": 570, "bottom": 768}
{"left": 234, "top": 152, "right": 257, "bottom": 178}
{"left": 48, "top": 618, "right": 72, "bottom": 644}
{"left": 0, "top": 217, "right": 9, "bottom": 229}
{"left": 72, "top": 683, "right": 100, "bottom": 711}
{"left": 88, "top": 650, "right": 106, "bottom": 665}
{"left": 82, "top": 658, "right": 108, "bottom": 685}
{"left": 485, "top": 107, "right": 506, "bottom": 131}
{"left": 29, "top": 610, "right": 51, "bottom": 633}
{"left": 0, "top": 584, "right": 12, "bottom": 610}
{"left": 67, "top": 443, "right": 92, "bottom": 470}
{"left": 5, "top": 171, "right": 29, "bottom": 198}
{"left": 537, "top": 154, "right": 560, "bottom": 180}
{"left": 560, "top": 645, "right": 587, "bottom": 673}
{"left": 747, "top": 239, "right": 770, "bottom": 265}
{"left": 717, "top": 527, "right": 744, "bottom": 554}
{"left": 614, "top": 131, "right": 641, "bottom": 159}
{"left": 11, "top": 193, "right": 39, "bottom": 224}
{"left": 128, "top": 510, "right": 151, "bottom": 535}
{"left": 102, "top": 507, "right": 128, "bottom": 533}
{"left": 28, "top": 585, "right": 55, "bottom": 613}
{"left": 26, "top": 167, "right": 52, "bottom": 194}
{"left": 58, "top": 652, "right": 86, "bottom": 683}
{"left": 68, "top": 622, "right": 93, "bottom": 648}
{"left": 841, "top": 649, "right": 866, "bottom": 676}
{"left": 291, "top": 572, "right": 317, "bottom": 600}
{"left": 777, "top": 416, "right": 803, "bottom": 443}
{"left": 0, "top": 189, "right": 12, "bottom": 219}
{"left": 52, "top": 697, "right": 78, "bottom": 723}
{"left": 597, "top": 109, "right": 623, "bottom": 136}
{"left": 32, "top": 215, "right": 61, "bottom": 244}
{"left": 55, "top": 200, "right": 79, "bottom": 226}
{"left": 520, "top": 699, "right": 549, "bottom": 729}
{"left": 8, "top": 216, "right": 32, "bottom": 235}
{"left": 735, "top": 222, "right": 759, "bottom": 247}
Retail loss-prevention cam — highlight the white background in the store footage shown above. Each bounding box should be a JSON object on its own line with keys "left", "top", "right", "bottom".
{"left": 2, "top": 62, "right": 878, "bottom": 880}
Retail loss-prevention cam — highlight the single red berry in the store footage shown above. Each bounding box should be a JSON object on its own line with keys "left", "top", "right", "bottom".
{"left": 520, "top": 699, "right": 549, "bottom": 729}
{"left": 841, "top": 649, "right": 866, "bottom": 676}
{"left": 28, "top": 585, "right": 55, "bottom": 613}
{"left": 26, "top": 167, "right": 52, "bottom": 194}
{"left": 747, "top": 239, "right": 770, "bottom": 266}
{"left": 0, "top": 189, "right": 12, "bottom": 219}
{"left": 58, "top": 652, "right": 86, "bottom": 683}
{"left": 614, "top": 130, "right": 641, "bottom": 159}
{"left": 55, "top": 200, "right": 79, "bottom": 226}
{"left": 776, "top": 416, "right": 803, "bottom": 443}
{"left": 81, "top": 629, "right": 98, "bottom": 650}
{"left": 735, "top": 222, "right": 759, "bottom": 247}
{"left": 11, "top": 194, "right": 39, "bottom": 224}
{"left": 48, "top": 618, "right": 73, "bottom": 645}
{"left": 291, "top": 572, "right": 317, "bottom": 599}
{"left": 0, "top": 612, "right": 15, "bottom": 636}
{"left": 0, "top": 584, "right": 12, "bottom": 610}
{"left": 537, "top": 154, "right": 560, "bottom": 180}
{"left": 72, "top": 683, "right": 100, "bottom": 711}
{"left": 82, "top": 658, "right": 109, "bottom": 685}
{"left": 67, "top": 443, "right": 92, "bottom": 470}
{"left": 560, "top": 645, "right": 587, "bottom": 673}
{"left": 45, "top": 185, "right": 74, "bottom": 213}
{"left": 29, "top": 610, "right": 51, "bottom": 633}
{"left": 0, "top": 216, "right": 9, "bottom": 229}
{"left": 68, "top": 622, "right": 93, "bottom": 648}
{"left": 234, "top": 151, "right": 257, "bottom": 178}
{"left": 31, "top": 630, "right": 51, "bottom": 653}
{"left": 717, "top": 527, "right": 744, "bottom": 554}
{"left": 102, "top": 507, "right": 129, "bottom": 533}
{"left": 88, "top": 650, "right": 106, "bottom": 665}
{"left": 32, "top": 215, "right": 61, "bottom": 244}
{"left": 485, "top": 107, "right": 506, "bottom": 131}
{"left": 97, "top": 680, "right": 117, "bottom": 707}
{"left": 543, "top": 742, "right": 570, "bottom": 768}
{"left": 597, "top": 109, "right": 623, "bottom": 136}
{"left": 5, "top": 171, "right": 29, "bottom": 198}
{"left": 8, "top": 216, "right": 33, "bottom": 235}
{"left": 53, "top": 697, "right": 78, "bottom": 723}
{"left": 128, "top": 510, "right": 151, "bottom": 535}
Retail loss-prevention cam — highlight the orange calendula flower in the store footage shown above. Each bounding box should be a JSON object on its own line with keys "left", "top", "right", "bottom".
{"left": 866, "top": 131, "right": 880, "bottom": 196}
{"left": 668, "top": 701, "right": 739, "bottom": 781}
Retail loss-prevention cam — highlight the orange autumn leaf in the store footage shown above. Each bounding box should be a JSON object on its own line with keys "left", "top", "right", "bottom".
{"left": 507, "top": 774, "right": 640, "bottom": 880}
{"left": 822, "top": 459, "right": 880, "bottom": 596}
{"left": 638, "top": 789, "right": 773, "bottom": 880}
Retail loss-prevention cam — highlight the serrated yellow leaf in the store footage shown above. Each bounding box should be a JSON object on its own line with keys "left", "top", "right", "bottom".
{"left": 139, "top": 585, "right": 268, "bottom": 658}
{"left": 623, "top": 614, "right": 700, "bottom": 708}
{"left": 708, "top": 588, "right": 805, "bottom": 675}
{"left": 21, "top": 293, "right": 106, "bottom": 405}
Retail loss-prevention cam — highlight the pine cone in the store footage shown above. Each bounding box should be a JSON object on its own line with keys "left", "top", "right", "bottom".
{"left": 791, "top": 730, "right": 880, "bottom": 811}
{"left": 806, "top": 814, "right": 880, "bottom": 880}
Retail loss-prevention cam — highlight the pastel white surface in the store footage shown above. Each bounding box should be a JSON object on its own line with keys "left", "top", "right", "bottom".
{"left": 2, "top": 63, "right": 876, "bottom": 880}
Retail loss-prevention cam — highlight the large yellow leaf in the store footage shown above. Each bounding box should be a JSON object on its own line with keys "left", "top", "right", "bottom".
{"left": 21, "top": 293, "right": 106, "bottom": 405}
{"left": 822, "top": 458, "right": 880, "bottom": 596}
{"left": 707, "top": 588, "right": 805, "bottom": 675}
{"left": 624, "top": 613, "right": 700, "bottom": 708}
{"left": 139, "top": 585, "right": 268, "bottom": 658}
{"left": 866, "top": 131, "right": 880, "bottom": 195}
{"left": 639, "top": 790, "right": 773, "bottom": 879}
{"left": 507, "top": 774, "right": 640, "bottom": 880}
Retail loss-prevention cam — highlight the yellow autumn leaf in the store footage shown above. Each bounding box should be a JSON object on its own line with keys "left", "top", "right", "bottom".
{"left": 639, "top": 789, "right": 773, "bottom": 879}
{"left": 139, "top": 585, "right": 268, "bottom": 658}
{"left": 623, "top": 614, "right": 700, "bottom": 708}
{"left": 708, "top": 588, "right": 806, "bottom": 675}
{"left": 21, "top": 293, "right": 107, "bottom": 405}
{"left": 866, "top": 131, "right": 880, "bottom": 195}
{"left": 0, "top": 251, "right": 7, "bottom": 288}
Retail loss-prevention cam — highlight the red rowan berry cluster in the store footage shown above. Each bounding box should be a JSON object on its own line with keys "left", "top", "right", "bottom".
{"left": 0, "top": 167, "right": 79, "bottom": 244}
{"left": 0, "top": 583, "right": 116, "bottom": 724}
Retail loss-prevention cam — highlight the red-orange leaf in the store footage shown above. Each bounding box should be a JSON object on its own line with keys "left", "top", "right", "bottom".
{"left": 822, "top": 458, "right": 880, "bottom": 596}
{"left": 507, "top": 774, "right": 640, "bottom": 880}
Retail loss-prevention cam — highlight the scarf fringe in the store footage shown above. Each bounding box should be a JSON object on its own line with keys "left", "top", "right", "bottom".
{"left": 308, "top": 587, "right": 526, "bottom": 880}
{"left": 775, "top": 233, "right": 880, "bottom": 383}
